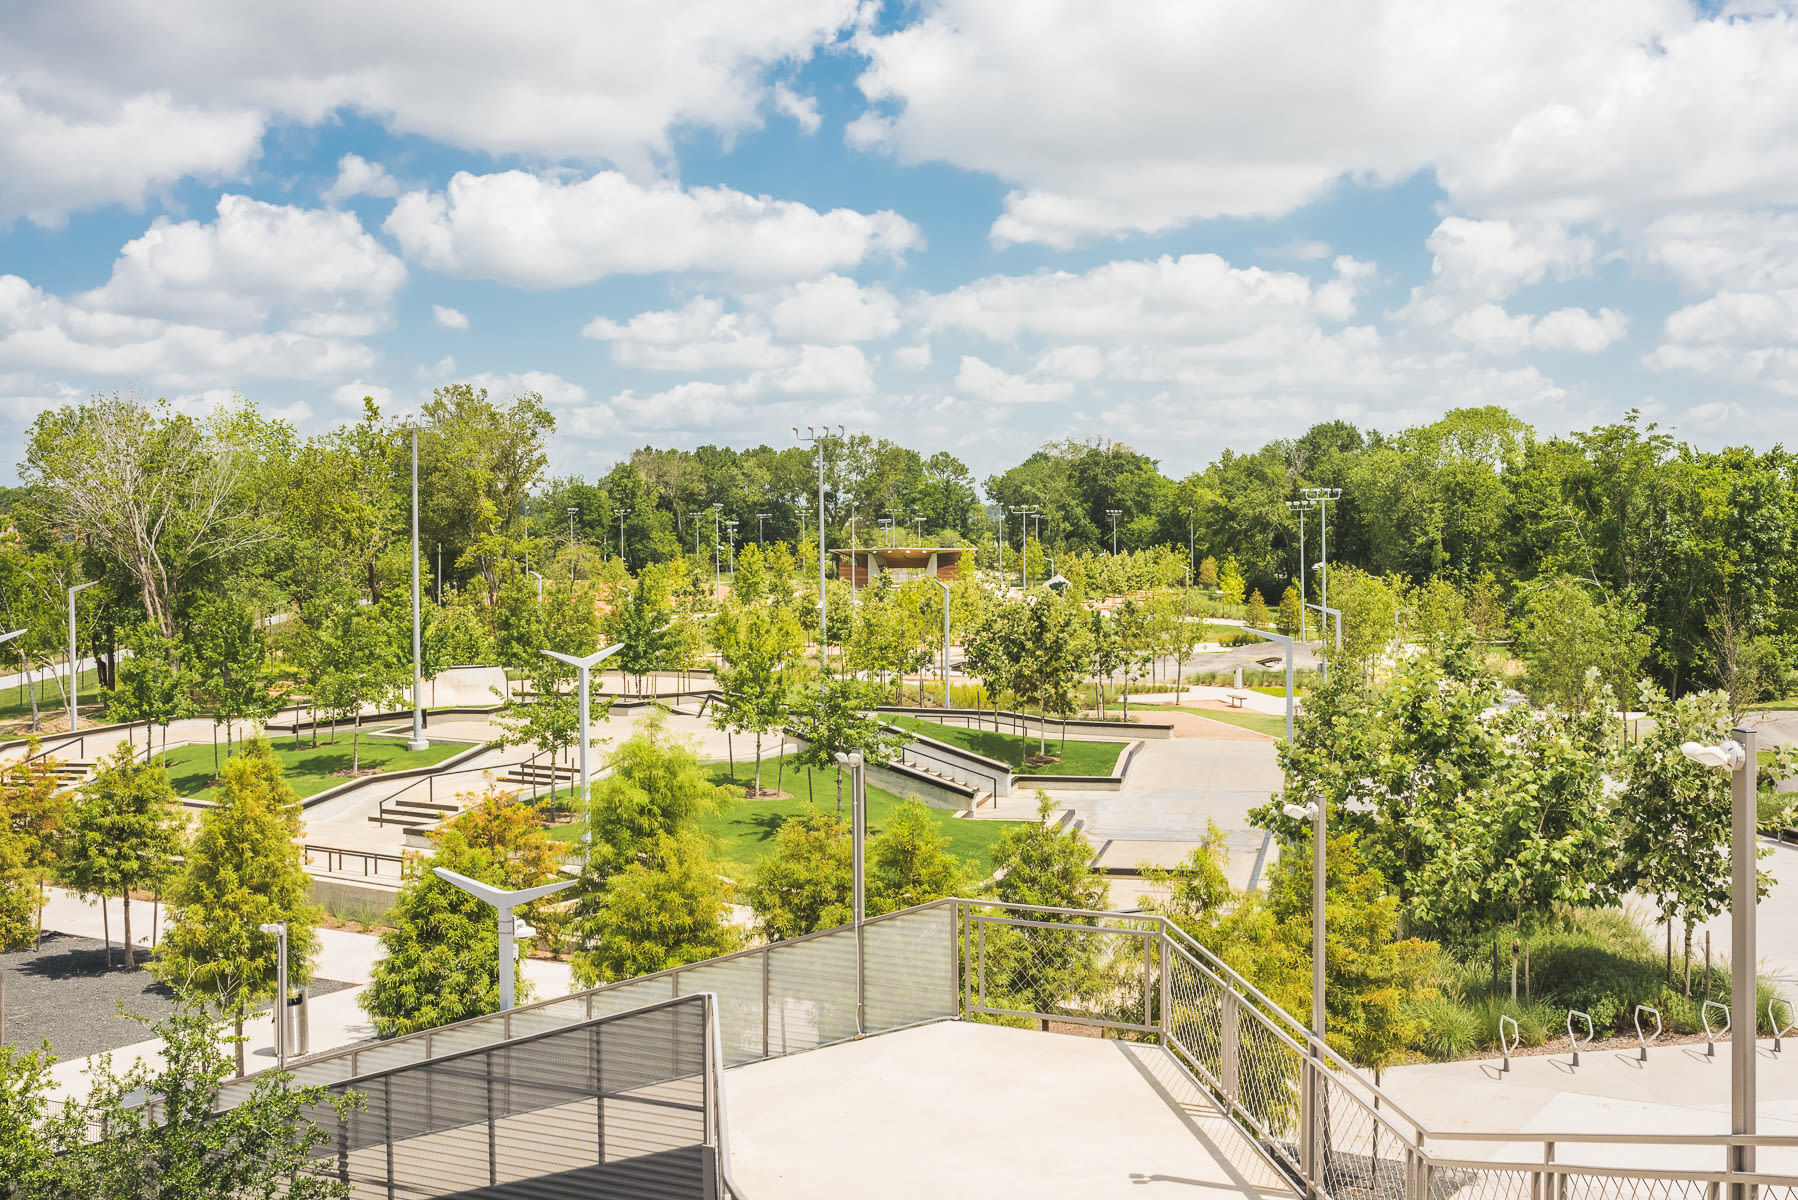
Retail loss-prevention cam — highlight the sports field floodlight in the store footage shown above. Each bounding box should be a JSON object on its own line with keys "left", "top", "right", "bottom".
{"left": 432, "top": 868, "right": 577, "bottom": 1011}
{"left": 543, "top": 643, "right": 626, "bottom": 845}
{"left": 1681, "top": 740, "right": 1746, "bottom": 771}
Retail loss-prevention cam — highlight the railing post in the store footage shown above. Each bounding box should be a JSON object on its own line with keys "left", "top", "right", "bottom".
{"left": 762, "top": 948, "right": 771, "bottom": 1060}
{"left": 1221, "top": 990, "right": 1240, "bottom": 1103}
{"left": 1158, "top": 927, "right": 1171, "bottom": 1047}
{"left": 1300, "top": 1056, "right": 1316, "bottom": 1196}
{"left": 1142, "top": 933, "right": 1153, "bottom": 1028}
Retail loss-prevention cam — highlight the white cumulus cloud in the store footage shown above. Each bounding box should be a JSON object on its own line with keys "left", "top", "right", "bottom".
{"left": 385, "top": 170, "right": 921, "bottom": 288}
{"left": 432, "top": 305, "right": 469, "bottom": 330}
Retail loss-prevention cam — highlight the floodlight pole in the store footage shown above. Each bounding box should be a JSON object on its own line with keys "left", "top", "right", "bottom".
{"left": 66, "top": 581, "right": 96, "bottom": 732}
{"left": 1107, "top": 508, "right": 1122, "bottom": 555}
{"left": 433, "top": 869, "right": 577, "bottom": 1012}
{"left": 1731, "top": 726, "right": 1757, "bottom": 1193}
{"left": 543, "top": 643, "right": 625, "bottom": 848}
{"left": 257, "top": 921, "right": 288, "bottom": 1070}
{"left": 836, "top": 751, "right": 867, "bottom": 1036}
{"left": 794, "top": 426, "right": 845, "bottom": 671}
{"left": 409, "top": 429, "right": 428, "bottom": 751}
{"left": 1286, "top": 499, "right": 1316, "bottom": 642}
{"left": 614, "top": 508, "right": 631, "bottom": 565}
{"left": 756, "top": 513, "right": 771, "bottom": 545}
{"left": 528, "top": 570, "right": 544, "bottom": 604}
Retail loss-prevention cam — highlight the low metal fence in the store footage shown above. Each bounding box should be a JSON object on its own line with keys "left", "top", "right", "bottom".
{"left": 303, "top": 845, "right": 407, "bottom": 879}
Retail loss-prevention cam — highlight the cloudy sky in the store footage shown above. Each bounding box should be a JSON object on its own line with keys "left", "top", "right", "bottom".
{"left": 3, "top": 0, "right": 1796, "bottom": 483}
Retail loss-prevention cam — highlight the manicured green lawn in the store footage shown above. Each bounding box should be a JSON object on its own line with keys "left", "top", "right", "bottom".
{"left": 885, "top": 715, "right": 1127, "bottom": 776}
{"left": 152, "top": 733, "right": 473, "bottom": 802}
{"left": 1168, "top": 706, "right": 1289, "bottom": 739}
{"left": 0, "top": 667, "right": 103, "bottom": 723}
{"left": 557, "top": 755, "right": 1014, "bottom": 878}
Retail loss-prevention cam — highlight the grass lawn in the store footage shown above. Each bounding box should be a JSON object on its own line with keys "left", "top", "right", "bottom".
{"left": 152, "top": 733, "right": 473, "bottom": 802}
{"left": 885, "top": 715, "right": 1127, "bottom": 775}
{"left": 0, "top": 667, "right": 103, "bottom": 724}
{"left": 701, "top": 757, "right": 1014, "bottom": 878}
{"left": 548, "top": 755, "right": 1020, "bottom": 879}
{"left": 1168, "top": 706, "right": 1288, "bottom": 739}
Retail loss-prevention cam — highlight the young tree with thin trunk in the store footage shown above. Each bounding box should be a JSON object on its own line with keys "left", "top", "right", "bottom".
{"left": 60, "top": 743, "right": 186, "bottom": 969}
{"left": 155, "top": 739, "right": 318, "bottom": 1074}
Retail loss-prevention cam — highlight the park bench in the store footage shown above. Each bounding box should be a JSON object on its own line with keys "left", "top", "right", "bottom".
{"left": 1226, "top": 691, "right": 1250, "bottom": 708}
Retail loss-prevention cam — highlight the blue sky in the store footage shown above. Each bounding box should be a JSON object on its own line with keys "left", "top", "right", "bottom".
{"left": 2, "top": 1, "right": 1795, "bottom": 485}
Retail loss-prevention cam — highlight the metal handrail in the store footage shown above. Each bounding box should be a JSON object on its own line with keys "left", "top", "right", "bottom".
{"left": 302, "top": 844, "right": 407, "bottom": 878}
{"left": 899, "top": 740, "right": 1005, "bottom": 797}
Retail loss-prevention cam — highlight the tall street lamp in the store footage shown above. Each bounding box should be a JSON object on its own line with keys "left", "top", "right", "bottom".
{"left": 689, "top": 512, "right": 704, "bottom": 563}
{"left": 912, "top": 515, "right": 924, "bottom": 544}
{"left": 794, "top": 425, "right": 845, "bottom": 670}
{"left": 613, "top": 508, "right": 631, "bottom": 565}
{"left": 710, "top": 504, "right": 723, "bottom": 592}
{"left": 756, "top": 512, "right": 771, "bottom": 544}
{"left": 1009, "top": 505, "right": 1038, "bottom": 591}
{"left": 543, "top": 642, "right": 625, "bottom": 847}
{"left": 1106, "top": 508, "right": 1122, "bottom": 555}
{"left": 567, "top": 506, "right": 578, "bottom": 550}
{"left": 1285, "top": 498, "right": 1317, "bottom": 642}
{"left": 933, "top": 579, "right": 952, "bottom": 709}
{"left": 528, "top": 569, "right": 544, "bottom": 604}
{"left": 66, "top": 581, "right": 96, "bottom": 733}
{"left": 432, "top": 869, "right": 577, "bottom": 1012}
{"left": 834, "top": 750, "right": 868, "bottom": 1036}
{"left": 257, "top": 921, "right": 289, "bottom": 1070}
{"left": 408, "top": 429, "right": 428, "bottom": 752}
{"left": 1680, "top": 730, "right": 1758, "bottom": 1192}
{"left": 1300, "top": 487, "right": 1342, "bottom": 634}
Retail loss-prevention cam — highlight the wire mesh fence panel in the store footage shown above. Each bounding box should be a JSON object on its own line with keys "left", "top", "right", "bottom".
{"left": 765, "top": 927, "right": 858, "bottom": 1055}
{"left": 587, "top": 974, "right": 682, "bottom": 1019}
{"left": 968, "top": 915, "right": 1155, "bottom": 1030}
{"left": 675, "top": 954, "right": 769, "bottom": 1066}
{"left": 305, "top": 996, "right": 712, "bottom": 1200}
{"left": 505, "top": 996, "right": 593, "bottom": 1037}
{"left": 1232, "top": 1004, "right": 1304, "bottom": 1173}
{"left": 863, "top": 904, "right": 958, "bottom": 1035}
{"left": 1315, "top": 1071, "right": 1410, "bottom": 1200}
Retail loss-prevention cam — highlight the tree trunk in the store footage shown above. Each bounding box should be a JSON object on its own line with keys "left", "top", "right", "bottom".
{"left": 352, "top": 712, "right": 362, "bottom": 773}
{"left": 101, "top": 899, "right": 112, "bottom": 969}
{"left": 1510, "top": 936, "right": 1519, "bottom": 1003}
{"left": 835, "top": 767, "right": 843, "bottom": 815}
{"left": 753, "top": 730, "right": 762, "bottom": 794}
{"left": 727, "top": 732, "right": 735, "bottom": 781}
{"left": 1683, "top": 920, "right": 1693, "bottom": 997}
{"left": 807, "top": 767, "right": 814, "bottom": 805}
{"left": 778, "top": 740, "right": 786, "bottom": 797}
{"left": 122, "top": 891, "right": 133, "bottom": 971}
{"left": 1667, "top": 921, "right": 1673, "bottom": 984}
{"left": 234, "top": 1013, "right": 246, "bottom": 1077}
{"left": 28, "top": 665, "right": 39, "bottom": 730}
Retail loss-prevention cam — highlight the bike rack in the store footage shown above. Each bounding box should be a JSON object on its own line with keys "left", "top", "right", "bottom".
{"left": 1773, "top": 997, "right": 1795, "bottom": 1054}
{"left": 1702, "top": 1000, "right": 1729, "bottom": 1058}
{"left": 1499, "top": 1014, "right": 1520, "bottom": 1073}
{"left": 1567, "top": 1009, "right": 1593, "bottom": 1068}
{"left": 1635, "top": 1004, "right": 1661, "bottom": 1062}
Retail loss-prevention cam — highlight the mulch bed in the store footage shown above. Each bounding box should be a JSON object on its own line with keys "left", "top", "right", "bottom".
{"left": 1, "top": 933, "right": 350, "bottom": 1061}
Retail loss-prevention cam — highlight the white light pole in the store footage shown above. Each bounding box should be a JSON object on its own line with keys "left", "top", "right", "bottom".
{"left": 933, "top": 579, "right": 952, "bottom": 709}
{"left": 66, "top": 581, "right": 96, "bottom": 732}
{"left": 794, "top": 425, "right": 845, "bottom": 666}
{"left": 689, "top": 512, "right": 704, "bottom": 564}
{"left": 725, "top": 520, "right": 739, "bottom": 579}
{"left": 543, "top": 643, "right": 625, "bottom": 844}
{"left": 1680, "top": 731, "right": 1757, "bottom": 1194}
{"left": 257, "top": 921, "right": 289, "bottom": 1070}
{"left": 528, "top": 569, "right": 544, "bottom": 604}
{"left": 834, "top": 750, "right": 868, "bottom": 1036}
{"left": 432, "top": 869, "right": 577, "bottom": 1012}
{"left": 1285, "top": 498, "right": 1316, "bottom": 642}
{"left": 1301, "top": 487, "right": 1342, "bottom": 650}
{"left": 1106, "top": 508, "right": 1122, "bottom": 555}
{"left": 711, "top": 504, "right": 723, "bottom": 593}
{"left": 756, "top": 512, "right": 771, "bottom": 544}
{"left": 409, "top": 429, "right": 428, "bottom": 752}
{"left": 614, "top": 508, "right": 631, "bottom": 565}
{"left": 1009, "top": 505, "right": 1038, "bottom": 591}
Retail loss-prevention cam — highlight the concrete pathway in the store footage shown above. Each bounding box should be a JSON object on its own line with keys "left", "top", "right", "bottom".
{"left": 725, "top": 1021, "right": 1296, "bottom": 1199}
{"left": 32, "top": 884, "right": 575, "bottom": 1101}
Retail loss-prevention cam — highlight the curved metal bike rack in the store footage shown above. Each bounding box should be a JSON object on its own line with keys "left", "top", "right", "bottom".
{"left": 1567, "top": 1009, "right": 1593, "bottom": 1068}
{"left": 1702, "top": 1000, "right": 1730, "bottom": 1058}
{"left": 1773, "top": 997, "right": 1795, "bottom": 1054}
{"left": 1634, "top": 1003, "right": 1661, "bottom": 1062}
{"left": 1499, "top": 1014, "right": 1520, "bottom": 1073}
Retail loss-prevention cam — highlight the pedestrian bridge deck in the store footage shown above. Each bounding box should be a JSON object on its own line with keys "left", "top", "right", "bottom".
{"left": 723, "top": 1020, "right": 1299, "bottom": 1199}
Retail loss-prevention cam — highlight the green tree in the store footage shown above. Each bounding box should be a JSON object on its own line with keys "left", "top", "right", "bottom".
{"left": 986, "top": 794, "right": 1111, "bottom": 1027}
{"left": 1245, "top": 588, "right": 1271, "bottom": 631}
{"left": 190, "top": 592, "right": 281, "bottom": 753}
{"left": 1218, "top": 558, "right": 1245, "bottom": 605}
{"left": 1198, "top": 555, "right": 1219, "bottom": 589}
{"left": 0, "top": 1000, "right": 356, "bottom": 1200}
{"left": 0, "top": 751, "right": 66, "bottom": 950}
{"left": 711, "top": 602, "right": 803, "bottom": 792}
{"left": 155, "top": 739, "right": 319, "bottom": 1074}
{"left": 869, "top": 798, "right": 965, "bottom": 912}
{"left": 965, "top": 593, "right": 1091, "bottom": 755}
{"left": 606, "top": 574, "right": 678, "bottom": 695}
{"left": 359, "top": 828, "right": 534, "bottom": 1036}
{"left": 59, "top": 743, "right": 185, "bottom": 970}
{"left": 1514, "top": 574, "right": 1651, "bottom": 712}
{"left": 572, "top": 831, "right": 740, "bottom": 985}
{"left": 786, "top": 677, "right": 907, "bottom": 813}
{"left": 104, "top": 623, "right": 193, "bottom": 757}
{"left": 1277, "top": 583, "right": 1303, "bottom": 637}
{"left": 744, "top": 811, "right": 852, "bottom": 940}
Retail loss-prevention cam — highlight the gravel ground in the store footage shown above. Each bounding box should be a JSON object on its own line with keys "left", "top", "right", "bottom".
{"left": 0, "top": 933, "right": 350, "bottom": 1061}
